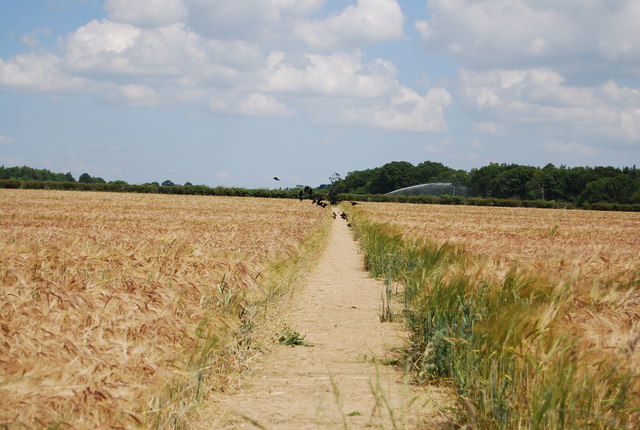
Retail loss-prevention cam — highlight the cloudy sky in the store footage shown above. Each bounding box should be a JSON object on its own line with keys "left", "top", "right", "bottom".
{"left": 1, "top": 0, "right": 639, "bottom": 188}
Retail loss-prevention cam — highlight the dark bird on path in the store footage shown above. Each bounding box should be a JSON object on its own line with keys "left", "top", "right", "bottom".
{"left": 332, "top": 213, "right": 337, "bottom": 219}
{"left": 273, "top": 177, "right": 280, "bottom": 181}
{"left": 350, "top": 202, "right": 359, "bottom": 206}
{"left": 347, "top": 223, "right": 352, "bottom": 228}
{"left": 340, "top": 212, "right": 348, "bottom": 220}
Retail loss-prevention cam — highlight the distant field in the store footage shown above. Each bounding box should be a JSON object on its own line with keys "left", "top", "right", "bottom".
{"left": 357, "top": 202, "right": 640, "bottom": 286}
{"left": 0, "top": 190, "right": 326, "bottom": 428}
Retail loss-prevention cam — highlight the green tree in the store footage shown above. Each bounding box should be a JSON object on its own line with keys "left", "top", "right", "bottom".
{"left": 526, "top": 164, "right": 566, "bottom": 201}
{"left": 578, "top": 174, "right": 640, "bottom": 205}
{"left": 469, "top": 163, "right": 511, "bottom": 197}
{"left": 492, "top": 165, "right": 537, "bottom": 199}
{"left": 368, "top": 161, "right": 417, "bottom": 194}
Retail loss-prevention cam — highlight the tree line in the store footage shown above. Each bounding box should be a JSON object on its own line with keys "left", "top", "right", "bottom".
{"left": 330, "top": 161, "right": 640, "bottom": 206}
{"left": 2, "top": 162, "right": 639, "bottom": 210}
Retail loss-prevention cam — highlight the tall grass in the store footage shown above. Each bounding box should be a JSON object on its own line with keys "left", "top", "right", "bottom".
{"left": 347, "top": 207, "right": 639, "bottom": 429}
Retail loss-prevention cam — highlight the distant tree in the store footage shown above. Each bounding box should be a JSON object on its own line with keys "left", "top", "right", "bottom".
{"left": 161, "top": 180, "right": 175, "bottom": 187}
{"left": 0, "top": 165, "right": 75, "bottom": 182}
{"left": 578, "top": 174, "right": 640, "bottom": 205}
{"left": 469, "top": 163, "right": 511, "bottom": 197}
{"left": 449, "top": 169, "right": 471, "bottom": 187}
{"left": 415, "top": 161, "right": 450, "bottom": 183}
{"left": 492, "top": 165, "right": 537, "bottom": 199}
{"left": 332, "top": 168, "right": 381, "bottom": 194}
{"left": 368, "top": 161, "right": 417, "bottom": 194}
{"left": 184, "top": 182, "right": 193, "bottom": 186}
{"left": 526, "top": 164, "right": 566, "bottom": 201}
{"left": 79, "top": 172, "right": 106, "bottom": 184}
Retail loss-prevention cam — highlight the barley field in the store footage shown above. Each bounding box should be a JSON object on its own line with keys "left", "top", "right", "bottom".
{"left": 0, "top": 189, "right": 326, "bottom": 428}
{"left": 357, "top": 203, "right": 640, "bottom": 285}
{"left": 350, "top": 202, "right": 640, "bottom": 428}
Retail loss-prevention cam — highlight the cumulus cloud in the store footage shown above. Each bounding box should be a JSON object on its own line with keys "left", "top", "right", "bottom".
{"left": 295, "top": 0, "right": 405, "bottom": 50}
{"left": 459, "top": 68, "right": 640, "bottom": 142}
{"left": 186, "top": 0, "right": 323, "bottom": 42}
{"left": 0, "top": 52, "right": 86, "bottom": 91}
{"left": 0, "top": 0, "right": 451, "bottom": 132}
{"left": 263, "top": 51, "right": 398, "bottom": 98}
{"left": 104, "top": 0, "right": 189, "bottom": 27}
{"left": 417, "top": 0, "right": 640, "bottom": 80}
{"left": 343, "top": 86, "right": 451, "bottom": 132}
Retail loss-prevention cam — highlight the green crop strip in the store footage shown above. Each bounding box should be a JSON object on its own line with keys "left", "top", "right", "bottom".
{"left": 347, "top": 206, "right": 639, "bottom": 429}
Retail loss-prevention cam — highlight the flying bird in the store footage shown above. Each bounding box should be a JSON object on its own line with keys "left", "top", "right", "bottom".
{"left": 273, "top": 177, "right": 280, "bottom": 181}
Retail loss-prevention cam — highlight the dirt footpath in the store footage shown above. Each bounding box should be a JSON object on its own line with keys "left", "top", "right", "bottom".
{"left": 208, "top": 211, "right": 450, "bottom": 429}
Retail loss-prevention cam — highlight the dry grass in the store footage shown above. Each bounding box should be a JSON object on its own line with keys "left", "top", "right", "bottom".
{"left": 0, "top": 189, "right": 326, "bottom": 428}
{"left": 355, "top": 202, "right": 640, "bottom": 366}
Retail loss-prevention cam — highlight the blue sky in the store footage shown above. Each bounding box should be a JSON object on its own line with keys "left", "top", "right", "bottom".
{"left": 1, "top": 0, "right": 639, "bottom": 188}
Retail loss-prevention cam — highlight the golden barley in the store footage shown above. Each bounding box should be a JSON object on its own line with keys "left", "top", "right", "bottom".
{"left": 0, "top": 189, "right": 325, "bottom": 428}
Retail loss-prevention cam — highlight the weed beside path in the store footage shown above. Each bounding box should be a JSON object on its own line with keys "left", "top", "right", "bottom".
{"left": 203, "top": 210, "right": 451, "bottom": 429}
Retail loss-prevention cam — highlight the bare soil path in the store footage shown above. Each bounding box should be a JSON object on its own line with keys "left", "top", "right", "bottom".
{"left": 205, "top": 211, "right": 449, "bottom": 429}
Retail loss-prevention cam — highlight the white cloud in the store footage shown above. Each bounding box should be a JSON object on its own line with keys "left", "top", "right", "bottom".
{"left": 0, "top": 135, "right": 16, "bottom": 145}
{"left": 474, "top": 122, "right": 505, "bottom": 135}
{"left": 542, "top": 139, "right": 598, "bottom": 157}
{"left": 417, "top": 0, "right": 640, "bottom": 80}
{"left": 459, "top": 68, "right": 640, "bottom": 142}
{"left": 343, "top": 86, "right": 451, "bottom": 132}
{"left": 94, "top": 83, "right": 160, "bottom": 107}
{"left": 20, "top": 28, "right": 52, "bottom": 48}
{"left": 0, "top": 52, "right": 85, "bottom": 91}
{"left": 216, "top": 170, "right": 230, "bottom": 179}
{"left": 0, "top": 1, "right": 451, "bottom": 132}
{"left": 210, "top": 92, "right": 293, "bottom": 117}
{"left": 295, "top": 0, "right": 405, "bottom": 50}
{"left": 105, "top": 0, "right": 189, "bottom": 27}
{"left": 263, "top": 51, "right": 397, "bottom": 98}
{"left": 424, "top": 137, "right": 453, "bottom": 153}
{"left": 185, "top": 0, "right": 323, "bottom": 42}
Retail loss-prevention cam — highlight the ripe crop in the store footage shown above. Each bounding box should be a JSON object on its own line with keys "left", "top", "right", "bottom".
{"left": 357, "top": 202, "right": 639, "bottom": 287}
{"left": 350, "top": 202, "right": 640, "bottom": 428}
{"left": 0, "top": 190, "right": 325, "bottom": 428}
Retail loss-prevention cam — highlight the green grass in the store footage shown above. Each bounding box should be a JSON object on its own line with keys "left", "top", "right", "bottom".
{"left": 346, "top": 206, "right": 639, "bottom": 429}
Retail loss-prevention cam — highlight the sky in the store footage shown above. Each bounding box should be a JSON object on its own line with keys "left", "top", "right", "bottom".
{"left": 1, "top": 0, "right": 639, "bottom": 188}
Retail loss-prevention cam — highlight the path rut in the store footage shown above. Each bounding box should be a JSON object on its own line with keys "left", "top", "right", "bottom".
{"left": 207, "top": 211, "right": 449, "bottom": 429}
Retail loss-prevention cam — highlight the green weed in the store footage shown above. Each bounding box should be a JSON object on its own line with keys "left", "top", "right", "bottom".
{"left": 277, "top": 325, "right": 312, "bottom": 347}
